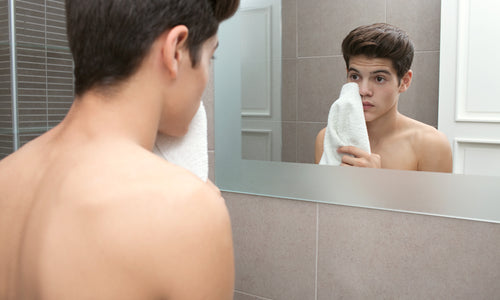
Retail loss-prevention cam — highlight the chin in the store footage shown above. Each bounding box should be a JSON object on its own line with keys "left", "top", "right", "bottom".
{"left": 363, "top": 113, "right": 373, "bottom": 122}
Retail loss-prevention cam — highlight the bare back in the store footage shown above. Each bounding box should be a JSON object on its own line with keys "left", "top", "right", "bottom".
{"left": 0, "top": 129, "right": 234, "bottom": 299}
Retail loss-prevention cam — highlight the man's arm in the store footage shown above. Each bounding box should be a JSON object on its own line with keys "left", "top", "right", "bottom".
{"left": 417, "top": 130, "right": 453, "bottom": 173}
{"left": 155, "top": 182, "right": 234, "bottom": 299}
{"left": 315, "top": 128, "right": 326, "bottom": 164}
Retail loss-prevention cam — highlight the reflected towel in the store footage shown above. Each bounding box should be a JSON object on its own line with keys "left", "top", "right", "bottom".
{"left": 319, "top": 82, "right": 371, "bottom": 165}
{"left": 153, "top": 102, "right": 208, "bottom": 181}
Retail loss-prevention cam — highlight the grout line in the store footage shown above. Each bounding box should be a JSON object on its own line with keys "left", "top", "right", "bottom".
{"left": 295, "top": 0, "right": 298, "bottom": 60}
{"left": 294, "top": 38, "right": 299, "bottom": 163}
{"left": 234, "top": 290, "right": 274, "bottom": 300}
{"left": 385, "top": 0, "right": 387, "bottom": 22}
{"left": 315, "top": 203, "right": 319, "bottom": 300}
{"left": 297, "top": 54, "right": 343, "bottom": 59}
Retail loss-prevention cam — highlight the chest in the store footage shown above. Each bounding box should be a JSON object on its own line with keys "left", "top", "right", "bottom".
{"left": 371, "top": 140, "right": 418, "bottom": 171}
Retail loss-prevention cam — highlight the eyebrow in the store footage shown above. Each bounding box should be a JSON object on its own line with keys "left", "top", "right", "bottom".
{"left": 348, "top": 67, "right": 392, "bottom": 76}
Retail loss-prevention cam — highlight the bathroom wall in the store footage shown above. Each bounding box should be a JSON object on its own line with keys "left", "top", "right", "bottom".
{"left": 4, "top": 2, "right": 499, "bottom": 299}
{"left": 281, "top": 0, "right": 441, "bottom": 163}
{"left": 203, "top": 3, "right": 500, "bottom": 294}
{"left": 205, "top": 55, "right": 500, "bottom": 299}
{"left": 224, "top": 192, "right": 500, "bottom": 300}
{"left": 0, "top": 0, "right": 73, "bottom": 159}
{"left": 0, "top": 0, "right": 13, "bottom": 158}
{"left": 206, "top": 71, "right": 500, "bottom": 300}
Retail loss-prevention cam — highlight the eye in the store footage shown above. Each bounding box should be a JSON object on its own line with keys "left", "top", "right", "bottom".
{"left": 349, "top": 73, "right": 360, "bottom": 81}
{"left": 375, "top": 76, "right": 385, "bottom": 83}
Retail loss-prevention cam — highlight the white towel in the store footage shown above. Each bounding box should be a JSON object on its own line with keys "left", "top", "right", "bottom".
{"left": 319, "top": 82, "right": 371, "bottom": 165}
{"left": 153, "top": 102, "right": 208, "bottom": 181}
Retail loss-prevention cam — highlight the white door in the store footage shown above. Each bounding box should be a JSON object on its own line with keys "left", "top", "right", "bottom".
{"left": 238, "top": 0, "right": 282, "bottom": 161}
{"left": 439, "top": 0, "right": 500, "bottom": 176}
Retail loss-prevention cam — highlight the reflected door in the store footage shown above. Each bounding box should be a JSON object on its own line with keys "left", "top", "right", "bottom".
{"left": 439, "top": 0, "right": 500, "bottom": 176}
{"left": 239, "top": 0, "right": 282, "bottom": 161}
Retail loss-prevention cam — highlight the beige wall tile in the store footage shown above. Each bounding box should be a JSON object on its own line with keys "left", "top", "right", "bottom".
{"left": 224, "top": 192, "right": 317, "bottom": 300}
{"left": 387, "top": 0, "right": 441, "bottom": 51}
{"left": 281, "top": 121, "right": 297, "bottom": 163}
{"left": 297, "top": 0, "right": 386, "bottom": 57}
{"left": 297, "top": 56, "right": 346, "bottom": 122}
{"left": 234, "top": 291, "right": 273, "bottom": 300}
{"left": 317, "top": 203, "right": 500, "bottom": 299}
{"left": 208, "top": 150, "right": 215, "bottom": 183}
{"left": 282, "top": 59, "right": 297, "bottom": 122}
{"left": 399, "top": 51, "right": 440, "bottom": 127}
{"left": 296, "top": 122, "right": 326, "bottom": 164}
{"left": 282, "top": 0, "right": 297, "bottom": 59}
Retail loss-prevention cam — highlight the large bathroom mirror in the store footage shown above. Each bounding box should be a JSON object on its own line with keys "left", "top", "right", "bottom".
{"left": 214, "top": 0, "right": 500, "bottom": 223}
{"left": 237, "top": 0, "right": 443, "bottom": 165}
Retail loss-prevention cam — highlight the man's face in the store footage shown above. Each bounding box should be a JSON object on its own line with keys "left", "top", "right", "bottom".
{"left": 160, "top": 34, "right": 219, "bottom": 137}
{"left": 346, "top": 55, "right": 410, "bottom": 123}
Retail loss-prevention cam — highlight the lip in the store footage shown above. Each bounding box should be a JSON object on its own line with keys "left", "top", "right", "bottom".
{"left": 362, "top": 101, "right": 374, "bottom": 109}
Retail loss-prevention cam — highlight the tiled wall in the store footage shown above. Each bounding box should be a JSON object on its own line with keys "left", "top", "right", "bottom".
{"left": 224, "top": 193, "right": 500, "bottom": 300}
{"left": 205, "top": 58, "right": 500, "bottom": 300}
{"left": 0, "top": 0, "right": 13, "bottom": 158}
{"left": 0, "top": 0, "right": 73, "bottom": 159}
{"left": 202, "top": 2, "right": 500, "bottom": 294}
{"left": 281, "top": 0, "right": 441, "bottom": 163}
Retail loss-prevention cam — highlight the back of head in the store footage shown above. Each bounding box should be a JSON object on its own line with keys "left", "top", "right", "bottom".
{"left": 341, "top": 23, "right": 414, "bottom": 80}
{"left": 65, "top": 0, "right": 239, "bottom": 96}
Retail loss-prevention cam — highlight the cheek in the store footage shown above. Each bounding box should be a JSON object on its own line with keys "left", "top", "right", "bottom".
{"left": 197, "top": 62, "right": 210, "bottom": 91}
{"left": 380, "top": 86, "right": 399, "bottom": 103}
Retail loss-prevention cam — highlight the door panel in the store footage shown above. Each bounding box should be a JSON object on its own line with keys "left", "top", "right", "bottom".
{"left": 439, "top": 0, "right": 500, "bottom": 175}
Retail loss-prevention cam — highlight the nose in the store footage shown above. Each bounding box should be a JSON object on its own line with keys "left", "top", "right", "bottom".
{"left": 358, "top": 80, "right": 373, "bottom": 98}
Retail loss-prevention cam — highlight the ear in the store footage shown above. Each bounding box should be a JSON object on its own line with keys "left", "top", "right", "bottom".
{"left": 161, "top": 25, "right": 189, "bottom": 78}
{"left": 398, "top": 70, "right": 413, "bottom": 93}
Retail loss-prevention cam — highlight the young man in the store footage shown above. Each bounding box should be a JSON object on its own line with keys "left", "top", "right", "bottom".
{"left": 315, "top": 23, "right": 452, "bottom": 173}
{"left": 0, "top": 0, "right": 239, "bottom": 299}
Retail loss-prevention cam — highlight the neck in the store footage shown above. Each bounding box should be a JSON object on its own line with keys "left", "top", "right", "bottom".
{"left": 366, "top": 106, "right": 401, "bottom": 147}
{"left": 57, "top": 74, "right": 164, "bottom": 151}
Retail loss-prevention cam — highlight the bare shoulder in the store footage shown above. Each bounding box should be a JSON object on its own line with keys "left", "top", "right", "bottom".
{"left": 401, "top": 116, "right": 452, "bottom": 173}
{"left": 404, "top": 117, "right": 450, "bottom": 150}
{"left": 118, "top": 157, "right": 233, "bottom": 299}
{"left": 63, "top": 152, "right": 234, "bottom": 299}
{"left": 315, "top": 127, "right": 327, "bottom": 164}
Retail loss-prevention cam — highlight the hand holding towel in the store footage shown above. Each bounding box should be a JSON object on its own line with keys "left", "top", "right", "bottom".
{"left": 153, "top": 102, "right": 208, "bottom": 181}
{"left": 319, "top": 82, "right": 371, "bottom": 165}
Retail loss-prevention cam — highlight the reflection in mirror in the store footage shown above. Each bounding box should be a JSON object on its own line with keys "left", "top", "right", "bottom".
{"left": 236, "top": 0, "right": 443, "bottom": 166}
{"left": 214, "top": 0, "right": 500, "bottom": 223}
{"left": 237, "top": 0, "right": 282, "bottom": 161}
{"left": 229, "top": 0, "right": 500, "bottom": 177}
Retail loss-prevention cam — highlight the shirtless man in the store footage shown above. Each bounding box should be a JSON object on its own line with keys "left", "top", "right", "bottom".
{"left": 315, "top": 23, "right": 452, "bottom": 172}
{"left": 0, "top": 0, "right": 239, "bottom": 299}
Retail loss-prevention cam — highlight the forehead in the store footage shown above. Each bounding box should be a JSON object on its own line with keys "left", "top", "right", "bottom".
{"left": 348, "top": 55, "right": 396, "bottom": 74}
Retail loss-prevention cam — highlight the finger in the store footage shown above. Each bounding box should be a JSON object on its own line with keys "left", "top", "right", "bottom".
{"left": 338, "top": 146, "right": 369, "bottom": 158}
{"left": 341, "top": 155, "right": 357, "bottom": 166}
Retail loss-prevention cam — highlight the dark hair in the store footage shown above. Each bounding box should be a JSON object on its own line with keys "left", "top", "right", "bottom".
{"left": 341, "top": 23, "right": 414, "bottom": 81}
{"left": 65, "top": 0, "right": 239, "bottom": 96}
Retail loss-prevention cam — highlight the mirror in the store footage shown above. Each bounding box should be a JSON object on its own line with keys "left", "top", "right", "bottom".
{"left": 214, "top": 0, "right": 500, "bottom": 223}
{"left": 238, "top": 0, "right": 442, "bottom": 165}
